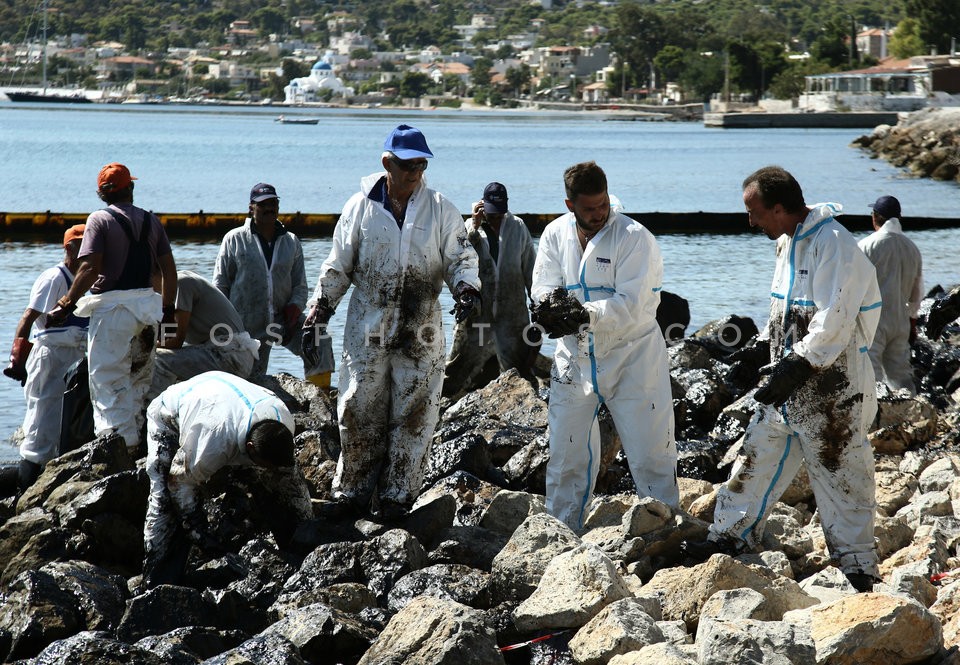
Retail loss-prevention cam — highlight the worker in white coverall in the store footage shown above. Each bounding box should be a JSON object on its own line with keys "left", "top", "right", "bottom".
{"left": 858, "top": 195, "right": 923, "bottom": 395}
{"left": 531, "top": 161, "right": 679, "bottom": 531}
{"left": 213, "top": 183, "right": 329, "bottom": 384}
{"left": 444, "top": 181, "right": 540, "bottom": 398}
{"left": 684, "top": 166, "right": 883, "bottom": 593}
{"left": 148, "top": 270, "right": 261, "bottom": 400}
{"left": 142, "top": 370, "right": 312, "bottom": 587}
{"left": 4, "top": 225, "right": 88, "bottom": 493}
{"left": 47, "top": 163, "right": 178, "bottom": 455}
{"left": 301, "top": 124, "right": 480, "bottom": 520}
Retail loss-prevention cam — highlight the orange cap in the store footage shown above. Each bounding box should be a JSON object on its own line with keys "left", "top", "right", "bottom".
{"left": 97, "top": 163, "right": 137, "bottom": 193}
{"left": 63, "top": 224, "right": 85, "bottom": 247}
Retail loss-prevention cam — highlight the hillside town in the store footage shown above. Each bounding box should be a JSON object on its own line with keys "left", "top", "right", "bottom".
{"left": 2, "top": 3, "right": 960, "bottom": 112}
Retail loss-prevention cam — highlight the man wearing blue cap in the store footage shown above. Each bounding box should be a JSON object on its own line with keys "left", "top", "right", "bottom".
{"left": 858, "top": 195, "right": 923, "bottom": 394}
{"left": 302, "top": 124, "right": 480, "bottom": 520}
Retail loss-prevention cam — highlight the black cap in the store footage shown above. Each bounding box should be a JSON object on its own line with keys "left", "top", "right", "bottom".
{"left": 482, "top": 182, "right": 508, "bottom": 214}
{"left": 250, "top": 183, "right": 279, "bottom": 203}
{"left": 869, "top": 195, "right": 901, "bottom": 219}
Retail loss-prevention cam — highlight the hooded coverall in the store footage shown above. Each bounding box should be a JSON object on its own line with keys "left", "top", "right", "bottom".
{"left": 213, "top": 219, "right": 308, "bottom": 378}
{"left": 143, "top": 371, "right": 310, "bottom": 583}
{"left": 445, "top": 212, "right": 537, "bottom": 394}
{"left": 532, "top": 211, "right": 679, "bottom": 530}
{"left": 19, "top": 264, "right": 87, "bottom": 465}
{"left": 858, "top": 217, "right": 923, "bottom": 394}
{"left": 711, "top": 203, "right": 883, "bottom": 578}
{"left": 312, "top": 172, "right": 479, "bottom": 509}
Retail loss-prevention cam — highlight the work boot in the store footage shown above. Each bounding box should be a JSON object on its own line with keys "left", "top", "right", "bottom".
{"left": 680, "top": 534, "right": 746, "bottom": 565}
{"left": 16, "top": 459, "right": 42, "bottom": 496}
{"left": 846, "top": 572, "right": 880, "bottom": 593}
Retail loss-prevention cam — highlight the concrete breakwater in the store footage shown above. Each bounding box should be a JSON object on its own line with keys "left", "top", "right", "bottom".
{"left": 852, "top": 107, "right": 960, "bottom": 184}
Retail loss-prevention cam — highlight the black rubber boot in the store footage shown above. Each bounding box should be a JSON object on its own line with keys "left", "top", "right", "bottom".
{"left": 17, "top": 459, "right": 42, "bottom": 495}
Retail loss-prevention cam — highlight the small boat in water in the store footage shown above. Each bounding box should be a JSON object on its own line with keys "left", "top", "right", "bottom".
{"left": 275, "top": 115, "right": 319, "bottom": 125}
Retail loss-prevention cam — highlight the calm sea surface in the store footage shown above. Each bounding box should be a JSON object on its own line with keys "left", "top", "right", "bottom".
{"left": 1, "top": 103, "right": 959, "bottom": 458}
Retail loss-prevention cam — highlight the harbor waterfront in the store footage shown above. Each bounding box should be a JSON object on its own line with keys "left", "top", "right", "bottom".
{"left": 1, "top": 103, "right": 959, "bottom": 457}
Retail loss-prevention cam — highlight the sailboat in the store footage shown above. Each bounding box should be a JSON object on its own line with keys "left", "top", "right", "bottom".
{"left": 3, "top": 0, "right": 91, "bottom": 103}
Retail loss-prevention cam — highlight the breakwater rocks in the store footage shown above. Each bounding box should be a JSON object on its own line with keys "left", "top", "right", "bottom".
{"left": 853, "top": 107, "right": 960, "bottom": 183}
{"left": 2, "top": 298, "right": 960, "bottom": 664}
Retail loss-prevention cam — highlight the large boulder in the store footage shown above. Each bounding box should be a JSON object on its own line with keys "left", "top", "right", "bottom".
{"left": 358, "top": 596, "right": 504, "bottom": 665}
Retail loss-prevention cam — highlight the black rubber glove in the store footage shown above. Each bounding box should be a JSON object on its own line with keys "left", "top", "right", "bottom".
{"left": 301, "top": 303, "right": 333, "bottom": 367}
{"left": 725, "top": 338, "right": 771, "bottom": 387}
{"left": 754, "top": 352, "right": 815, "bottom": 407}
{"left": 452, "top": 283, "right": 482, "bottom": 323}
{"left": 926, "top": 289, "right": 960, "bottom": 340}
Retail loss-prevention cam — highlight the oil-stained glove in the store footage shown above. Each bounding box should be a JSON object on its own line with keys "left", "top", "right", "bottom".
{"left": 3, "top": 338, "right": 32, "bottom": 386}
{"left": 301, "top": 303, "right": 333, "bottom": 368}
{"left": 452, "top": 282, "right": 482, "bottom": 323}
{"left": 754, "top": 352, "right": 815, "bottom": 407}
{"left": 926, "top": 289, "right": 960, "bottom": 340}
{"left": 724, "top": 338, "right": 771, "bottom": 387}
{"left": 531, "top": 289, "right": 590, "bottom": 338}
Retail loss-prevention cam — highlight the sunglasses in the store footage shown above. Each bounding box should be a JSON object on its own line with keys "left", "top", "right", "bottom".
{"left": 390, "top": 155, "right": 428, "bottom": 172}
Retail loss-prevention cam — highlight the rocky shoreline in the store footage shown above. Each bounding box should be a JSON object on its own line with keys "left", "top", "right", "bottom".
{"left": 852, "top": 107, "right": 960, "bottom": 184}
{"left": 1, "top": 293, "right": 960, "bottom": 664}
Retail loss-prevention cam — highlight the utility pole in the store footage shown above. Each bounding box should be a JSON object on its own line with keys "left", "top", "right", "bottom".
{"left": 621, "top": 59, "right": 628, "bottom": 99}
{"left": 848, "top": 15, "right": 856, "bottom": 67}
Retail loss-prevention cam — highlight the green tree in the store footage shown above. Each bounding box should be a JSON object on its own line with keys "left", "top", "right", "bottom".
{"left": 888, "top": 18, "right": 926, "bottom": 58}
{"left": 904, "top": 0, "right": 960, "bottom": 55}
{"left": 471, "top": 56, "right": 492, "bottom": 87}
{"left": 810, "top": 15, "right": 853, "bottom": 68}
{"left": 654, "top": 45, "right": 686, "bottom": 83}
{"left": 251, "top": 7, "right": 285, "bottom": 37}
{"left": 399, "top": 71, "right": 430, "bottom": 98}
{"left": 505, "top": 63, "right": 531, "bottom": 97}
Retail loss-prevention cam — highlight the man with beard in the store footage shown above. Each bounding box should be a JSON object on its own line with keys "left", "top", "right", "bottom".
{"left": 530, "top": 160, "right": 679, "bottom": 531}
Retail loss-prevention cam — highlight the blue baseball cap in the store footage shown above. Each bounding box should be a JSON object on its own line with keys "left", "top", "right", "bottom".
{"left": 383, "top": 124, "right": 434, "bottom": 160}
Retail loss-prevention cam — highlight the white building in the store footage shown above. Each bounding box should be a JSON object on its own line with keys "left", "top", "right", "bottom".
{"left": 283, "top": 60, "right": 354, "bottom": 103}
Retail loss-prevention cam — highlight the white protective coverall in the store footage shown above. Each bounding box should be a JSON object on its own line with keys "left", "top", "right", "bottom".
{"left": 711, "top": 203, "right": 883, "bottom": 578}
{"left": 532, "top": 211, "right": 679, "bottom": 530}
{"left": 445, "top": 212, "right": 537, "bottom": 392}
{"left": 213, "top": 219, "right": 307, "bottom": 377}
{"left": 19, "top": 264, "right": 87, "bottom": 465}
{"left": 75, "top": 287, "right": 160, "bottom": 452}
{"left": 312, "top": 172, "right": 479, "bottom": 508}
{"left": 858, "top": 217, "right": 923, "bottom": 393}
{"left": 143, "top": 371, "right": 310, "bottom": 573}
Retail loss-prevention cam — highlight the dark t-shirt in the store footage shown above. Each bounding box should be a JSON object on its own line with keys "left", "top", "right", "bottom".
{"left": 78, "top": 203, "right": 172, "bottom": 293}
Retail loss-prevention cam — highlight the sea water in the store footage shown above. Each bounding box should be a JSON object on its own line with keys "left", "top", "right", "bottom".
{"left": 1, "top": 104, "right": 959, "bottom": 458}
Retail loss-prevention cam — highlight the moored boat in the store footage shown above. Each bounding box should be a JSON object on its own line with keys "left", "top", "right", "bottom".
{"left": 275, "top": 115, "right": 320, "bottom": 125}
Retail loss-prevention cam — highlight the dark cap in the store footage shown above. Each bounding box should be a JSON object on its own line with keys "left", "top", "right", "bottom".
{"left": 869, "top": 195, "right": 901, "bottom": 220}
{"left": 383, "top": 124, "right": 434, "bottom": 160}
{"left": 250, "top": 183, "right": 279, "bottom": 203}
{"left": 482, "top": 182, "right": 508, "bottom": 214}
